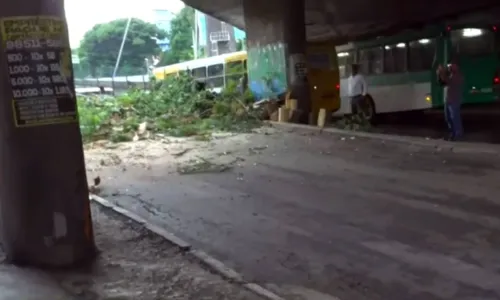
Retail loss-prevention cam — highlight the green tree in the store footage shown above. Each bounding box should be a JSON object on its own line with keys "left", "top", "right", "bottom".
{"left": 198, "top": 47, "right": 206, "bottom": 58}
{"left": 236, "top": 39, "right": 246, "bottom": 51}
{"left": 159, "top": 7, "right": 194, "bottom": 65}
{"left": 79, "top": 18, "right": 166, "bottom": 77}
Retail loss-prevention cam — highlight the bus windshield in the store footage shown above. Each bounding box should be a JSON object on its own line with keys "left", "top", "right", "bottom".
{"left": 451, "top": 28, "right": 495, "bottom": 57}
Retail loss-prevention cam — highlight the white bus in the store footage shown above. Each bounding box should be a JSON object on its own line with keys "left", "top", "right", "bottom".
{"left": 334, "top": 23, "right": 500, "bottom": 121}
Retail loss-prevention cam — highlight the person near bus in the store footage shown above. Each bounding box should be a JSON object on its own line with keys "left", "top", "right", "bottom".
{"left": 238, "top": 73, "right": 248, "bottom": 94}
{"left": 437, "top": 62, "right": 464, "bottom": 141}
{"left": 347, "top": 64, "right": 368, "bottom": 116}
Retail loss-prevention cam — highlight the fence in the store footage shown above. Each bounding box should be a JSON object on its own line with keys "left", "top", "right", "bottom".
{"left": 74, "top": 74, "right": 151, "bottom": 95}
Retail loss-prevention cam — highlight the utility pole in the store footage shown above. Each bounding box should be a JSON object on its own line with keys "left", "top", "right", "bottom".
{"left": 193, "top": 9, "right": 199, "bottom": 59}
{"left": 113, "top": 17, "right": 132, "bottom": 79}
{"left": 0, "top": 0, "right": 96, "bottom": 266}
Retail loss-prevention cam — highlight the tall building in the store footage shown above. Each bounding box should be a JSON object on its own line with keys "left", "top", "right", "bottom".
{"left": 195, "top": 11, "right": 237, "bottom": 57}
{"left": 152, "top": 9, "right": 175, "bottom": 51}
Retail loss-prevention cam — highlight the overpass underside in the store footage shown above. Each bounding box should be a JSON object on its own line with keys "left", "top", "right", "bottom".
{"left": 184, "top": 0, "right": 500, "bottom": 116}
{"left": 185, "top": 0, "right": 500, "bottom": 41}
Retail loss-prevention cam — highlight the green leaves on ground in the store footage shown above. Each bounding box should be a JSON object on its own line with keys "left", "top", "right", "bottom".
{"left": 77, "top": 74, "right": 260, "bottom": 143}
{"left": 334, "top": 114, "right": 373, "bottom": 131}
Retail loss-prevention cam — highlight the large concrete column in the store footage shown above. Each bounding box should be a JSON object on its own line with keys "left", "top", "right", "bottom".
{"left": 0, "top": 0, "right": 96, "bottom": 266}
{"left": 243, "top": 0, "right": 311, "bottom": 120}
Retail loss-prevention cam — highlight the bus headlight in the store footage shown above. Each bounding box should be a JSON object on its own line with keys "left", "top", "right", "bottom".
{"left": 425, "top": 94, "right": 431, "bottom": 102}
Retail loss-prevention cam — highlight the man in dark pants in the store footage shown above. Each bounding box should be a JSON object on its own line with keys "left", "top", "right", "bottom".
{"left": 347, "top": 64, "right": 367, "bottom": 116}
{"left": 437, "top": 62, "right": 464, "bottom": 141}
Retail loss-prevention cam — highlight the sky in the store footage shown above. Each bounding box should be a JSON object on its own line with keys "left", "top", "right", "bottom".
{"left": 65, "top": 0, "right": 185, "bottom": 48}
{"left": 65, "top": 0, "right": 246, "bottom": 48}
{"left": 235, "top": 29, "right": 245, "bottom": 40}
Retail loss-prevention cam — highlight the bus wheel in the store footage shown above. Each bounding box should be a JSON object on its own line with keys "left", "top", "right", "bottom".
{"left": 351, "top": 95, "right": 377, "bottom": 125}
{"left": 360, "top": 95, "right": 377, "bottom": 125}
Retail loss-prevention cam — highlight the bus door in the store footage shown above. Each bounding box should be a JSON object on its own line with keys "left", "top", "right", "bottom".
{"left": 307, "top": 42, "right": 341, "bottom": 116}
{"left": 449, "top": 27, "right": 499, "bottom": 104}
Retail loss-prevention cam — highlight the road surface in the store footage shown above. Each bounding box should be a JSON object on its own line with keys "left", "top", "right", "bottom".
{"left": 370, "top": 106, "right": 500, "bottom": 144}
{"left": 87, "top": 127, "right": 500, "bottom": 300}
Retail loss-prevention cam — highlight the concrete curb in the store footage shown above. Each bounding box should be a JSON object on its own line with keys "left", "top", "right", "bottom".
{"left": 267, "top": 121, "right": 500, "bottom": 155}
{"left": 89, "top": 194, "right": 285, "bottom": 300}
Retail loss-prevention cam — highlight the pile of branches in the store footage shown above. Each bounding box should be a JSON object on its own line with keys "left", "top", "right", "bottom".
{"left": 77, "top": 74, "right": 261, "bottom": 143}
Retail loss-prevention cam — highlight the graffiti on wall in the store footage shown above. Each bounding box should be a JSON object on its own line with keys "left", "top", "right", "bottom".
{"left": 247, "top": 43, "right": 287, "bottom": 100}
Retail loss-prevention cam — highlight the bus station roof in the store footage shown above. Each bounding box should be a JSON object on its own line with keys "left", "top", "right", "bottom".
{"left": 183, "top": 0, "right": 500, "bottom": 41}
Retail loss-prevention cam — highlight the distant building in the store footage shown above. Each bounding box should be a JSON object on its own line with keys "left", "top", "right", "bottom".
{"left": 195, "top": 11, "right": 238, "bottom": 57}
{"left": 152, "top": 9, "right": 175, "bottom": 51}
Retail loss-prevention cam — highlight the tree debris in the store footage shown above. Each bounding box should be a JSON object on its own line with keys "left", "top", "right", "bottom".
{"left": 177, "top": 157, "right": 232, "bottom": 175}
{"left": 77, "top": 73, "right": 262, "bottom": 144}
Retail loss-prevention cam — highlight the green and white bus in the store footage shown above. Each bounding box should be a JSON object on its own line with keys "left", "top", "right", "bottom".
{"left": 334, "top": 23, "right": 500, "bottom": 119}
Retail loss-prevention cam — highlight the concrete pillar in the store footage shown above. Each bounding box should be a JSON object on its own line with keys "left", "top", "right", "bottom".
{"left": 0, "top": 0, "right": 96, "bottom": 266}
{"left": 243, "top": 0, "right": 311, "bottom": 121}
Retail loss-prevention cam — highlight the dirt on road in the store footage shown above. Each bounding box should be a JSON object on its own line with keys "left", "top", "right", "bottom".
{"left": 47, "top": 203, "right": 265, "bottom": 300}
{"left": 83, "top": 125, "right": 500, "bottom": 300}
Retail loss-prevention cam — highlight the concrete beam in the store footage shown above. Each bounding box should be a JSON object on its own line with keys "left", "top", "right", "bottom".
{"left": 244, "top": 0, "right": 311, "bottom": 121}
{"left": 183, "top": 0, "right": 500, "bottom": 41}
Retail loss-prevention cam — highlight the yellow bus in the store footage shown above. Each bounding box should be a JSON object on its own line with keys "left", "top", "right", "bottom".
{"left": 153, "top": 51, "right": 247, "bottom": 93}
{"left": 307, "top": 41, "right": 341, "bottom": 115}
{"left": 152, "top": 43, "right": 340, "bottom": 114}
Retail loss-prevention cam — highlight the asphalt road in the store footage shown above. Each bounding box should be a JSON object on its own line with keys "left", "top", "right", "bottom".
{"left": 372, "top": 106, "right": 500, "bottom": 144}
{"left": 94, "top": 129, "right": 500, "bottom": 300}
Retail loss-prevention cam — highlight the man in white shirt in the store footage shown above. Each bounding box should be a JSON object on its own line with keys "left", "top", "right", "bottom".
{"left": 347, "top": 64, "right": 368, "bottom": 115}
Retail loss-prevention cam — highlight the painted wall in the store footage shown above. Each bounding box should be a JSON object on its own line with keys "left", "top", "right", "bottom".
{"left": 247, "top": 43, "right": 287, "bottom": 100}
{"left": 243, "top": 0, "right": 306, "bottom": 100}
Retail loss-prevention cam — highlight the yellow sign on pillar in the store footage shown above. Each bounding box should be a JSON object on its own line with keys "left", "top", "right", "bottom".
{"left": 0, "top": 16, "right": 78, "bottom": 127}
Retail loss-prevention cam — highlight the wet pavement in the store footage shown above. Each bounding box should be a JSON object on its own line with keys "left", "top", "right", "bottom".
{"left": 52, "top": 204, "right": 265, "bottom": 300}
{"left": 0, "top": 264, "right": 76, "bottom": 300}
{"left": 0, "top": 203, "right": 265, "bottom": 300}
{"left": 90, "top": 127, "right": 500, "bottom": 300}
{"left": 372, "top": 106, "right": 500, "bottom": 144}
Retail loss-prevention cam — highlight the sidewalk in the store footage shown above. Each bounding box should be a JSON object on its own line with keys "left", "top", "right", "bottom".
{"left": 269, "top": 121, "right": 500, "bottom": 154}
{"left": 0, "top": 204, "right": 266, "bottom": 300}
{"left": 0, "top": 264, "right": 74, "bottom": 300}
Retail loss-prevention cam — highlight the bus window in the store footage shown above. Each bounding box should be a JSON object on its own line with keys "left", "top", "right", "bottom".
{"left": 359, "top": 47, "right": 383, "bottom": 75}
{"left": 208, "top": 64, "right": 223, "bottom": 77}
{"left": 408, "top": 38, "right": 436, "bottom": 71}
{"left": 384, "top": 43, "right": 407, "bottom": 73}
{"left": 225, "top": 61, "right": 244, "bottom": 85}
{"left": 225, "top": 61, "right": 244, "bottom": 74}
{"left": 451, "top": 28, "right": 495, "bottom": 57}
{"left": 337, "top": 50, "right": 354, "bottom": 78}
{"left": 206, "top": 77, "right": 224, "bottom": 89}
{"left": 207, "top": 64, "right": 224, "bottom": 89}
{"left": 192, "top": 67, "right": 207, "bottom": 79}
{"left": 308, "top": 53, "right": 331, "bottom": 70}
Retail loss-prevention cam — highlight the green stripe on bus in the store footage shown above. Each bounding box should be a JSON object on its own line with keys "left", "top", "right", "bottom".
{"left": 362, "top": 71, "right": 431, "bottom": 86}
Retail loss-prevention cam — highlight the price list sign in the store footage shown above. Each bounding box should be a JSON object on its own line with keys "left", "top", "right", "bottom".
{"left": 0, "top": 17, "right": 77, "bottom": 127}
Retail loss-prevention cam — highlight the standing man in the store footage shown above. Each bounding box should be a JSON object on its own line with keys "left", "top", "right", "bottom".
{"left": 348, "top": 64, "right": 368, "bottom": 116}
{"left": 437, "top": 62, "right": 464, "bottom": 141}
